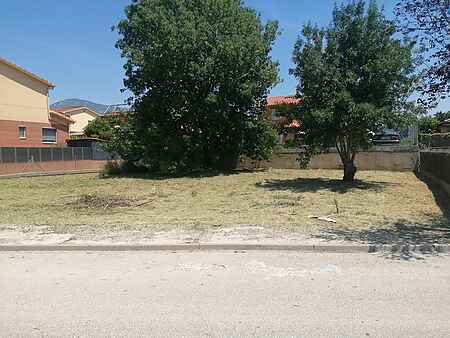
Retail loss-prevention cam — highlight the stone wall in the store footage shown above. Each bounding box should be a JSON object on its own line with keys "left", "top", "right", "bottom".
{"left": 420, "top": 133, "right": 450, "bottom": 148}
{"left": 242, "top": 146, "right": 419, "bottom": 172}
{"left": 420, "top": 150, "right": 450, "bottom": 197}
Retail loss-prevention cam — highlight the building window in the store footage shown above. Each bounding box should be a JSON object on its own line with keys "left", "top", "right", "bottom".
{"left": 18, "top": 127, "right": 27, "bottom": 139}
{"left": 42, "top": 128, "right": 57, "bottom": 143}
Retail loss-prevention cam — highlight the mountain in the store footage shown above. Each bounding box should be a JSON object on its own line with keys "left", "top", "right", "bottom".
{"left": 50, "top": 99, "right": 108, "bottom": 114}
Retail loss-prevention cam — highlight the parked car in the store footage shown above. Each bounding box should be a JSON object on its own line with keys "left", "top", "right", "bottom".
{"left": 372, "top": 129, "right": 400, "bottom": 145}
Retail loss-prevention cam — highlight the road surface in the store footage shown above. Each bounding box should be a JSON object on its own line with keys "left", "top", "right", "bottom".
{"left": 1, "top": 251, "right": 450, "bottom": 337}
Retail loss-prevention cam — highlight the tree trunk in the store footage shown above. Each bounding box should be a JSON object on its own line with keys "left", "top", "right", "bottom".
{"left": 343, "top": 160, "right": 357, "bottom": 182}
{"left": 336, "top": 137, "right": 357, "bottom": 182}
{"left": 216, "top": 152, "right": 239, "bottom": 171}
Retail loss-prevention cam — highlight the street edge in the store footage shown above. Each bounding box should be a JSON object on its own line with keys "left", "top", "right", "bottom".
{"left": 0, "top": 243, "right": 449, "bottom": 253}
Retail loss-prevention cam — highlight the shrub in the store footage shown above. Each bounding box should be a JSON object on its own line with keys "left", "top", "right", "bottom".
{"left": 101, "top": 161, "right": 122, "bottom": 177}
{"left": 101, "top": 160, "right": 151, "bottom": 178}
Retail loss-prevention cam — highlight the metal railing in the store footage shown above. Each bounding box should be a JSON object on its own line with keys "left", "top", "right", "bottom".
{"left": 0, "top": 146, "right": 113, "bottom": 164}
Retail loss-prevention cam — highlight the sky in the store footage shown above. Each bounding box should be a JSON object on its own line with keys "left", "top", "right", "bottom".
{"left": 1, "top": 0, "right": 448, "bottom": 112}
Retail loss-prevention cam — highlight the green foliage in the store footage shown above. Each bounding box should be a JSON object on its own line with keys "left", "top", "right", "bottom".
{"left": 435, "top": 111, "right": 450, "bottom": 123}
{"left": 101, "top": 161, "right": 122, "bottom": 177}
{"left": 85, "top": 116, "right": 119, "bottom": 140}
{"left": 418, "top": 115, "right": 440, "bottom": 134}
{"left": 101, "top": 160, "right": 149, "bottom": 178}
{"left": 417, "top": 111, "right": 450, "bottom": 133}
{"left": 420, "top": 133, "right": 450, "bottom": 148}
{"left": 400, "top": 138, "right": 413, "bottom": 145}
{"left": 113, "top": 0, "right": 279, "bottom": 173}
{"left": 85, "top": 116, "right": 144, "bottom": 163}
{"left": 290, "top": 0, "right": 417, "bottom": 181}
{"left": 284, "top": 139, "right": 298, "bottom": 149}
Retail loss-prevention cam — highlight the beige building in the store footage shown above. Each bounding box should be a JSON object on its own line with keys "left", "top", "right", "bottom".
{"left": 51, "top": 107, "right": 99, "bottom": 136}
{"left": 0, "top": 57, "right": 72, "bottom": 147}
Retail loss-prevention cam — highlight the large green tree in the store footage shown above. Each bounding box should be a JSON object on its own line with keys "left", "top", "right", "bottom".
{"left": 114, "top": 0, "right": 279, "bottom": 173}
{"left": 290, "top": 0, "right": 417, "bottom": 181}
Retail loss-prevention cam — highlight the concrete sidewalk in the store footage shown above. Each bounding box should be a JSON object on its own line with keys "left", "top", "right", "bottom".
{"left": 1, "top": 224, "right": 449, "bottom": 255}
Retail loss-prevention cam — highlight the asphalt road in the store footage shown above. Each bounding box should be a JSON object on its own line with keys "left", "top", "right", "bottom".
{"left": 1, "top": 251, "right": 450, "bottom": 337}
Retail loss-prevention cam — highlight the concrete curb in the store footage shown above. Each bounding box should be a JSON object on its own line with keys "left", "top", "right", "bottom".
{"left": 0, "top": 243, "right": 449, "bottom": 253}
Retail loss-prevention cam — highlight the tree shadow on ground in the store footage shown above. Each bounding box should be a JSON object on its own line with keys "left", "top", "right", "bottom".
{"left": 100, "top": 168, "right": 268, "bottom": 181}
{"left": 256, "top": 177, "right": 391, "bottom": 194}
{"left": 312, "top": 220, "right": 450, "bottom": 260}
{"left": 311, "top": 173, "right": 450, "bottom": 260}
{"left": 416, "top": 171, "right": 450, "bottom": 220}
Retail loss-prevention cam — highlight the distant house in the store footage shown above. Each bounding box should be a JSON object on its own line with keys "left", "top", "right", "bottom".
{"left": 51, "top": 107, "right": 100, "bottom": 136}
{"left": 438, "top": 119, "right": 450, "bottom": 133}
{"left": 0, "top": 57, "right": 73, "bottom": 147}
{"left": 266, "top": 96, "right": 301, "bottom": 145}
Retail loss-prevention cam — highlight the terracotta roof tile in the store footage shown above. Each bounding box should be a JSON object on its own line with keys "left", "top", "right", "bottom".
{"left": 267, "top": 96, "right": 301, "bottom": 106}
{"left": 288, "top": 120, "right": 301, "bottom": 128}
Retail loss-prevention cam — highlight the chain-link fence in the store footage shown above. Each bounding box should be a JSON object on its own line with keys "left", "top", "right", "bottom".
{"left": 0, "top": 146, "right": 113, "bottom": 163}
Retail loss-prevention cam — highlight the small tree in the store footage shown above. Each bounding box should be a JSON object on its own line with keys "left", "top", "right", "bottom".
{"left": 418, "top": 115, "right": 440, "bottom": 134}
{"left": 290, "top": 0, "right": 417, "bottom": 181}
{"left": 114, "top": 0, "right": 279, "bottom": 173}
{"left": 396, "top": 0, "right": 450, "bottom": 105}
{"left": 416, "top": 110, "right": 450, "bottom": 134}
{"left": 85, "top": 116, "right": 119, "bottom": 140}
{"left": 435, "top": 111, "right": 450, "bottom": 123}
{"left": 84, "top": 115, "right": 141, "bottom": 161}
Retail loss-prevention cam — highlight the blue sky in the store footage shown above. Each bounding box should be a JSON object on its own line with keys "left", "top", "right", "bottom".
{"left": 1, "top": 0, "right": 448, "bottom": 112}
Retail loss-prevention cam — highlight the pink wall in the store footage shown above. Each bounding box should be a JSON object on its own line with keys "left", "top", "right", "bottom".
{"left": 0, "top": 160, "right": 106, "bottom": 176}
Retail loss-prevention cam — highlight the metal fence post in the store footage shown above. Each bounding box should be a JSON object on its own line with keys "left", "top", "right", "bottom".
{"left": 14, "top": 147, "right": 17, "bottom": 163}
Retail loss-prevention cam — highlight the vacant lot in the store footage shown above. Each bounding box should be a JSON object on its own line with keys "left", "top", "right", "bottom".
{"left": 0, "top": 170, "right": 448, "bottom": 237}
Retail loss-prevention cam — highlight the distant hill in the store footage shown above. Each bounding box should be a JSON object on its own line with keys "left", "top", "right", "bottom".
{"left": 51, "top": 99, "right": 108, "bottom": 113}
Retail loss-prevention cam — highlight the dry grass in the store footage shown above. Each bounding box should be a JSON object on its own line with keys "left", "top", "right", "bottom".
{"left": 0, "top": 169, "right": 447, "bottom": 233}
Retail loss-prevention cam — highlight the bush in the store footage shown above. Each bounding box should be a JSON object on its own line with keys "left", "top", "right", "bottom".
{"left": 418, "top": 115, "right": 440, "bottom": 134}
{"left": 85, "top": 116, "right": 124, "bottom": 140}
{"left": 101, "top": 160, "right": 151, "bottom": 178}
{"left": 420, "top": 133, "right": 450, "bottom": 148}
{"left": 284, "top": 139, "right": 298, "bottom": 149}
{"left": 101, "top": 161, "right": 122, "bottom": 177}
